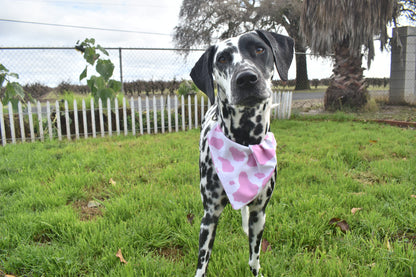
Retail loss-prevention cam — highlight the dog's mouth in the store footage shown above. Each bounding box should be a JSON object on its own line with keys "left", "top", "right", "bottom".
{"left": 235, "top": 93, "right": 270, "bottom": 106}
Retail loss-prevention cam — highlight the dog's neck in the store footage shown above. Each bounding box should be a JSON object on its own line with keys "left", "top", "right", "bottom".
{"left": 216, "top": 93, "right": 272, "bottom": 146}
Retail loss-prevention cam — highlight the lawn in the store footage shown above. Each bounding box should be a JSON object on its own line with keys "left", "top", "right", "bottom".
{"left": 0, "top": 117, "right": 415, "bottom": 276}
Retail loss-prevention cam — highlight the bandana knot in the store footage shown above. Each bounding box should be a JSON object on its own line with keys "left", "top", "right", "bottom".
{"left": 207, "top": 123, "right": 277, "bottom": 209}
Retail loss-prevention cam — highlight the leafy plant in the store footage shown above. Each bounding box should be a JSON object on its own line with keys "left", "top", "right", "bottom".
{"left": 177, "top": 80, "right": 198, "bottom": 96}
{"left": 75, "top": 38, "right": 122, "bottom": 106}
{"left": 0, "top": 63, "right": 26, "bottom": 111}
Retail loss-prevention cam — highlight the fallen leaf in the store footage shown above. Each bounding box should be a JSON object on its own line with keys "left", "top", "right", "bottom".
{"left": 109, "top": 178, "right": 116, "bottom": 185}
{"left": 411, "top": 195, "right": 416, "bottom": 199}
{"left": 261, "top": 239, "right": 271, "bottom": 252}
{"left": 351, "top": 192, "right": 365, "bottom": 196}
{"left": 187, "top": 213, "right": 195, "bottom": 225}
{"left": 328, "top": 217, "right": 341, "bottom": 225}
{"left": 369, "top": 140, "right": 378, "bottom": 144}
{"left": 351, "top": 207, "right": 363, "bottom": 215}
{"left": 328, "top": 218, "right": 350, "bottom": 233}
{"left": 336, "top": 220, "right": 350, "bottom": 233}
{"left": 116, "top": 248, "right": 128, "bottom": 264}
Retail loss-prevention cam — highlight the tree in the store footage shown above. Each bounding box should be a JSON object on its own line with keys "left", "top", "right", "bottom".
{"left": 301, "top": 0, "right": 398, "bottom": 110}
{"left": 174, "top": 0, "right": 310, "bottom": 90}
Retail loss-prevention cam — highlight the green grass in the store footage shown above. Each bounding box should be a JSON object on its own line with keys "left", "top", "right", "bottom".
{"left": 1, "top": 117, "right": 415, "bottom": 276}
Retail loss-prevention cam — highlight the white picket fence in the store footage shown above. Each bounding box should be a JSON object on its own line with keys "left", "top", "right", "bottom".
{"left": 0, "top": 91, "right": 292, "bottom": 146}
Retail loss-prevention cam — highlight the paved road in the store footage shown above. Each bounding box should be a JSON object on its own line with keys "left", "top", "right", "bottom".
{"left": 292, "top": 92, "right": 325, "bottom": 100}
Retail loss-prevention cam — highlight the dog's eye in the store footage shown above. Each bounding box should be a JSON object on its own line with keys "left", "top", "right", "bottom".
{"left": 217, "top": 55, "right": 227, "bottom": 64}
{"left": 255, "top": 47, "right": 265, "bottom": 54}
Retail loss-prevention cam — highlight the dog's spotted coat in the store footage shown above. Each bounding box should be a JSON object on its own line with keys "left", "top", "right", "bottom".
{"left": 191, "top": 30, "right": 294, "bottom": 277}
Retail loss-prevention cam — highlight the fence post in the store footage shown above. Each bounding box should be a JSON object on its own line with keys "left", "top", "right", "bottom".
{"left": 98, "top": 99, "right": 104, "bottom": 137}
{"left": 181, "top": 95, "right": 185, "bottom": 131}
{"left": 175, "top": 95, "right": 179, "bottom": 132}
{"left": 167, "top": 94, "right": 172, "bottom": 133}
{"left": 146, "top": 96, "right": 150, "bottom": 134}
{"left": 194, "top": 94, "right": 198, "bottom": 129}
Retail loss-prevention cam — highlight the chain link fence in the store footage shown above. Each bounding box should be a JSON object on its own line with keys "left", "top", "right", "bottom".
{"left": 0, "top": 46, "right": 204, "bottom": 94}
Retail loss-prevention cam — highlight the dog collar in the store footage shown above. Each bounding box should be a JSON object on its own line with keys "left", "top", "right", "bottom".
{"left": 207, "top": 123, "right": 277, "bottom": 210}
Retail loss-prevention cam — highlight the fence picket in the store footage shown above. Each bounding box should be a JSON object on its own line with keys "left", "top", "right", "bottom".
{"left": 74, "top": 99, "right": 79, "bottom": 139}
{"left": 146, "top": 96, "right": 150, "bottom": 134}
{"left": 64, "top": 100, "right": 71, "bottom": 140}
{"left": 0, "top": 102, "right": 5, "bottom": 146}
{"left": 138, "top": 97, "right": 143, "bottom": 135}
{"left": 181, "top": 95, "right": 185, "bottom": 131}
{"left": 188, "top": 94, "right": 192, "bottom": 130}
{"left": 194, "top": 94, "right": 198, "bottom": 129}
{"left": 153, "top": 95, "right": 158, "bottom": 134}
{"left": 114, "top": 98, "right": 119, "bottom": 135}
{"left": 82, "top": 99, "right": 88, "bottom": 138}
{"left": 98, "top": 99, "right": 104, "bottom": 137}
{"left": 130, "top": 97, "right": 136, "bottom": 136}
{"left": 18, "top": 102, "right": 25, "bottom": 142}
{"left": 108, "top": 98, "right": 112, "bottom": 137}
{"left": 160, "top": 95, "right": 165, "bottom": 134}
{"left": 55, "top": 101, "right": 62, "bottom": 141}
{"left": 1, "top": 91, "right": 292, "bottom": 146}
{"left": 123, "top": 97, "right": 127, "bottom": 136}
{"left": 46, "top": 101, "right": 52, "bottom": 140}
{"left": 27, "top": 102, "right": 35, "bottom": 142}
{"left": 167, "top": 94, "right": 172, "bottom": 133}
{"left": 174, "top": 95, "right": 179, "bottom": 132}
{"left": 90, "top": 98, "right": 96, "bottom": 138}
{"left": 8, "top": 102, "right": 15, "bottom": 144}
{"left": 37, "top": 101, "right": 44, "bottom": 141}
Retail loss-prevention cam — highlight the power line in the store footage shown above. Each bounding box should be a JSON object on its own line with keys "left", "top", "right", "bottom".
{"left": 0, "top": 18, "right": 172, "bottom": 36}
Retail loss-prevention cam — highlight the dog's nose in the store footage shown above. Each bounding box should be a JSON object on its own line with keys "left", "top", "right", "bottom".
{"left": 236, "top": 71, "right": 258, "bottom": 88}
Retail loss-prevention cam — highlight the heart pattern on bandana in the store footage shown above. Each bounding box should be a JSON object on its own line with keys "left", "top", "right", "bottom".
{"left": 207, "top": 123, "right": 277, "bottom": 210}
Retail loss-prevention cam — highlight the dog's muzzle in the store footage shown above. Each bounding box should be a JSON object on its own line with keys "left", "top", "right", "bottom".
{"left": 231, "top": 67, "right": 270, "bottom": 106}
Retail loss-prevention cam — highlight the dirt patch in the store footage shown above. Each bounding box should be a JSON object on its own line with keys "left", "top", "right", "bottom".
{"left": 72, "top": 199, "right": 103, "bottom": 221}
{"left": 156, "top": 246, "right": 184, "bottom": 262}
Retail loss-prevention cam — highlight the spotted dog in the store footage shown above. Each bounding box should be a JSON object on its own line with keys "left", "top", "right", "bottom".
{"left": 190, "top": 30, "right": 294, "bottom": 277}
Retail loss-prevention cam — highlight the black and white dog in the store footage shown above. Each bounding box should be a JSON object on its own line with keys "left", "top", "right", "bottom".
{"left": 190, "top": 30, "right": 294, "bottom": 276}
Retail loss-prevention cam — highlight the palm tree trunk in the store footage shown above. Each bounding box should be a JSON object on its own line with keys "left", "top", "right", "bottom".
{"left": 324, "top": 42, "right": 368, "bottom": 110}
{"left": 294, "top": 44, "right": 310, "bottom": 90}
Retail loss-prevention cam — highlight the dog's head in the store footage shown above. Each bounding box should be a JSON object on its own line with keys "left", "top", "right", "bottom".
{"left": 191, "top": 30, "right": 294, "bottom": 106}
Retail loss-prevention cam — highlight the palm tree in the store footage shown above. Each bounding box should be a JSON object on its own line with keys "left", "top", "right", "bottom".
{"left": 301, "top": 0, "right": 398, "bottom": 110}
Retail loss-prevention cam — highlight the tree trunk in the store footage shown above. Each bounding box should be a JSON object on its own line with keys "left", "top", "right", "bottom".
{"left": 324, "top": 42, "right": 368, "bottom": 110}
{"left": 294, "top": 44, "right": 310, "bottom": 90}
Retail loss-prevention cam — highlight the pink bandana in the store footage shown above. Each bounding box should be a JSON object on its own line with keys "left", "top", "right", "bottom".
{"left": 207, "top": 123, "right": 277, "bottom": 210}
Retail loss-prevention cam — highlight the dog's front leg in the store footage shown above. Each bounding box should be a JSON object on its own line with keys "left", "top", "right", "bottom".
{"left": 195, "top": 195, "right": 226, "bottom": 277}
{"left": 248, "top": 205, "right": 266, "bottom": 277}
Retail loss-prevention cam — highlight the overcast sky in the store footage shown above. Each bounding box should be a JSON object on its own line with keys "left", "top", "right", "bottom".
{"left": 0, "top": 0, "right": 392, "bottom": 81}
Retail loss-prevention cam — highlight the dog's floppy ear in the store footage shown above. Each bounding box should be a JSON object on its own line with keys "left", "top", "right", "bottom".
{"left": 255, "top": 30, "right": 294, "bottom": 81}
{"left": 190, "top": 46, "right": 217, "bottom": 105}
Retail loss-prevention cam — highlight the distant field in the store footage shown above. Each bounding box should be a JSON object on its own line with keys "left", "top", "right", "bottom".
{"left": 0, "top": 116, "right": 415, "bottom": 276}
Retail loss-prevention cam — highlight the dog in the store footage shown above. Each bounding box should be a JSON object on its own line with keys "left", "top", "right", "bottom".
{"left": 190, "top": 30, "right": 294, "bottom": 277}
